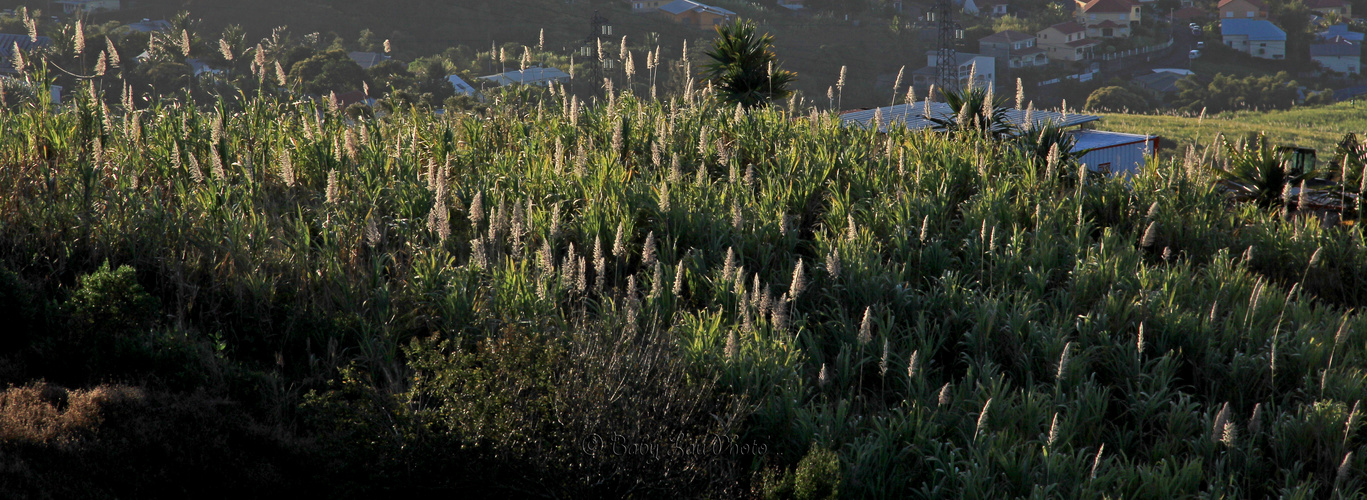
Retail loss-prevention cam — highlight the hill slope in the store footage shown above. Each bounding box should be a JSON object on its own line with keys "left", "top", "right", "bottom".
{"left": 1098, "top": 100, "right": 1367, "bottom": 156}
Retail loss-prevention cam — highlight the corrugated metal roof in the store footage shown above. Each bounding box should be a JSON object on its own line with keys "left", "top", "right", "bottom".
{"left": 659, "top": 0, "right": 736, "bottom": 15}
{"left": 478, "top": 66, "right": 571, "bottom": 86}
{"left": 838, "top": 102, "right": 1100, "bottom": 133}
{"left": 1221, "top": 19, "right": 1286, "bottom": 41}
{"left": 1069, "top": 130, "right": 1155, "bottom": 151}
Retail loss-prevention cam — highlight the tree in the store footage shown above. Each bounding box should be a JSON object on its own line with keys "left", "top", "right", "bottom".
{"left": 702, "top": 20, "right": 797, "bottom": 109}
{"left": 1084, "top": 86, "right": 1150, "bottom": 112}
{"left": 289, "top": 49, "right": 368, "bottom": 95}
{"left": 1171, "top": 72, "right": 1299, "bottom": 114}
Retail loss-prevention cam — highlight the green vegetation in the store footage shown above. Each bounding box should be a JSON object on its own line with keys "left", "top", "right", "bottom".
{"left": 703, "top": 20, "right": 796, "bottom": 109}
{"left": 1099, "top": 100, "right": 1367, "bottom": 157}
{"left": 1085, "top": 86, "right": 1153, "bottom": 114}
{"left": 1, "top": 9, "right": 1367, "bottom": 500}
{"left": 1171, "top": 72, "right": 1301, "bottom": 115}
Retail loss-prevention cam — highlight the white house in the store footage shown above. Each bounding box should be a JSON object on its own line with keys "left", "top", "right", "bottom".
{"left": 1311, "top": 37, "right": 1361, "bottom": 74}
{"left": 913, "top": 51, "right": 997, "bottom": 92}
{"left": 1221, "top": 19, "right": 1286, "bottom": 59}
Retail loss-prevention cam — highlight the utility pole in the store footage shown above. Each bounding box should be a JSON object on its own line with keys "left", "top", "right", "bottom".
{"left": 580, "top": 10, "right": 612, "bottom": 97}
{"left": 930, "top": 0, "right": 964, "bottom": 95}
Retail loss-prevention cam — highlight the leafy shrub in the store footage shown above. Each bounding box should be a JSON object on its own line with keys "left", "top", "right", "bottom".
{"left": 67, "top": 262, "right": 160, "bottom": 338}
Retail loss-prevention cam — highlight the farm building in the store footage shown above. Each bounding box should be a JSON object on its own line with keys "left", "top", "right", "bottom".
{"left": 838, "top": 103, "right": 1158, "bottom": 175}
{"left": 478, "top": 66, "right": 571, "bottom": 87}
{"left": 1069, "top": 130, "right": 1159, "bottom": 175}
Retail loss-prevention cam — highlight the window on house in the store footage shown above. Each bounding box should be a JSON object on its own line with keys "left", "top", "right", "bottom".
{"left": 1247, "top": 10, "right": 1254, "bottom": 16}
{"left": 1226, "top": 11, "right": 1233, "bottom": 17}
{"left": 1097, "top": 163, "right": 1112, "bottom": 174}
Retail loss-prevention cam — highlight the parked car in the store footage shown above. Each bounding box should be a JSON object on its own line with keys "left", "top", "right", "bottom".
{"left": 1189, "top": 49, "right": 1201, "bottom": 59}
{"left": 1196, "top": 41, "right": 1205, "bottom": 49}
{"left": 1191, "top": 26, "right": 1202, "bottom": 35}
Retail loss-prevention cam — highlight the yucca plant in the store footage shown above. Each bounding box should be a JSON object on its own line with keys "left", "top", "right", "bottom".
{"left": 1208, "top": 133, "right": 1317, "bottom": 208}
{"left": 1014, "top": 120, "right": 1087, "bottom": 180}
{"left": 923, "top": 85, "right": 1014, "bottom": 139}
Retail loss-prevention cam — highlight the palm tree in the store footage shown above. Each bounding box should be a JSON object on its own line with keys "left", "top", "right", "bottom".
{"left": 1208, "top": 133, "right": 1317, "bottom": 208}
{"left": 923, "top": 86, "right": 1014, "bottom": 139}
{"left": 701, "top": 20, "right": 796, "bottom": 109}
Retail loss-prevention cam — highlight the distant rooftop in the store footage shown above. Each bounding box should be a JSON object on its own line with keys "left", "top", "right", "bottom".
{"left": 979, "top": 30, "right": 1034, "bottom": 43}
{"left": 659, "top": 0, "right": 736, "bottom": 16}
{"left": 1079, "top": 0, "right": 1137, "bottom": 13}
{"left": 478, "top": 66, "right": 571, "bottom": 86}
{"left": 1044, "top": 22, "right": 1088, "bottom": 35}
{"left": 1221, "top": 19, "right": 1286, "bottom": 41}
{"left": 347, "top": 52, "right": 390, "bottom": 70}
{"left": 122, "top": 19, "right": 172, "bottom": 33}
{"left": 1311, "top": 37, "right": 1361, "bottom": 57}
{"left": 839, "top": 102, "right": 1099, "bottom": 133}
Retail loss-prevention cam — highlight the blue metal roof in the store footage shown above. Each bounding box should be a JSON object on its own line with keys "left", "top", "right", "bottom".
{"left": 1220, "top": 19, "right": 1287, "bottom": 41}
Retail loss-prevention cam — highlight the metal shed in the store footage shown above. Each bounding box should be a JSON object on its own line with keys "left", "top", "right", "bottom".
{"left": 1069, "top": 130, "right": 1159, "bottom": 175}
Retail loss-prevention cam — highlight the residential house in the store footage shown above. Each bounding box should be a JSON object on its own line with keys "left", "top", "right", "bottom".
{"left": 448, "top": 75, "right": 477, "bottom": 96}
{"left": 348, "top": 52, "right": 391, "bottom": 71}
{"left": 627, "top": 0, "right": 672, "bottom": 12}
{"left": 1221, "top": 19, "right": 1286, "bottom": 59}
{"left": 978, "top": 31, "right": 1048, "bottom": 68}
{"left": 0, "top": 34, "right": 53, "bottom": 75}
{"left": 1311, "top": 37, "right": 1361, "bottom": 74}
{"left": 1305, "top": 0, "right": 1351, "bottom": 17}
{"left": 120, "top": 19, "right": 172, "bottom": 33}
{"left": 777, "top": 0, "right": 805, "bottom": 9}
{"left": 1037, "top": 22, "right": 1100, "bottom": 61}
{"left": 54, "top": 0, "right": 119, "bottom": 14}
{"left": 964, "top": 0, "right": 1009, "bottom": 16}
{"left": 478, "top": 66, "right": 571, "bottom": 87}
{"left": 658, "top": 0, "right": 736, "bottom": 29}
{"left": 1218, "top": 0, "right": 1268, "bottom": 19}
{"left": 1318, "top": 24, "right": 1365, "bottom": 42}
{"left": 1075, "top": 0, "right": 1141, "bottom": 38}
{"left": 912, "top": 51, "right": 996, "bottom": 91}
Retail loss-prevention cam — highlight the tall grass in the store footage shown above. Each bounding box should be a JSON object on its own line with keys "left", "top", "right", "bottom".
{"left": 0, "top": 72, "right": 1364, "bottom": 497}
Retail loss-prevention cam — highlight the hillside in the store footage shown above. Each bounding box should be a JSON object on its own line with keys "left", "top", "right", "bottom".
{"left": 2, "top": 71, "right": 1367, "bottom": 496}
{"left": 3, "top": 0, "right": 932, "bottom": 108}
{"left": 1098, "top": 100, "right": 1367, "bottom": 157}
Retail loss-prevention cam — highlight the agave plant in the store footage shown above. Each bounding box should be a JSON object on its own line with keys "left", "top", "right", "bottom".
{"left": 923, "top": 85, "right": 1014, "bottom": 139}
{"left": 1014, "top": 120, "right": 1087, "bottom": 178}
{"left": 1208, "top": 133, "right": 1317, "bottom": 208}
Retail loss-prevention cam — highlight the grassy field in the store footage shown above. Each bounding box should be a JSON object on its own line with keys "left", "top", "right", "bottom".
{"left": 1099, "top": 100, "right": 1367, "bottom": 157}
{"left": 1, "top": 35, "right": 1367, "bottom": 498}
